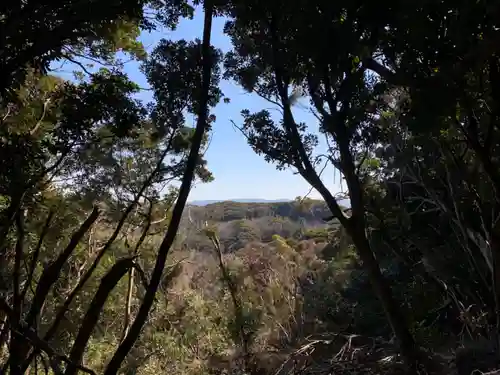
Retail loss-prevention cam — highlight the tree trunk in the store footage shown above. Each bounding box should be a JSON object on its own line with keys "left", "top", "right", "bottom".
{"left": 349, "top": 217, "right": 419, "bottom": 364}
{"left": 102, "top": 2, "right": 215, "bottom": 372}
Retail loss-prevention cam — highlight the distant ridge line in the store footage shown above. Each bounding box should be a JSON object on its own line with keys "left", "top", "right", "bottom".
{"left": 188, "top": 199, "right": 292, "bottom": 206}
{"left": 188, "top": 198, "right": 350, "bottom": 207}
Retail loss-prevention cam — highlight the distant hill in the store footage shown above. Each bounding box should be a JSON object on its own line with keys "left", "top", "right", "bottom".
{"left": 189, "top": 198, "right": 292, "bottom": 206}
{"left": 177, "top": 199, "right": 346, "bottom": 252}
{"left": 185, "top": 200, "right": 333, "bottom": 223}
{"left": 189, "top": 198, "right": 350, "bottom": 207}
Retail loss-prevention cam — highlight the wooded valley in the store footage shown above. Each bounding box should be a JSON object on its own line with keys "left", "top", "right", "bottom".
{"left": 1, "top": 0, "right": 500, "bottom": 374}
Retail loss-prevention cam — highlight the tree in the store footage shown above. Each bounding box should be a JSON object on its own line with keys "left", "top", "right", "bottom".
{"left": 222, "top": 0, "right": 424, "bottom": 369}
{"left": 0, "top": 0, "right": 224, "bottom": 372}
{"left": 352, "top": 0, "right": 500, "bottom": 343}
{"left": 0, "top": 0, "right": 152, "bottom": 98}
{"left": 102, "top": 1, "right": 219, "bottom": 372}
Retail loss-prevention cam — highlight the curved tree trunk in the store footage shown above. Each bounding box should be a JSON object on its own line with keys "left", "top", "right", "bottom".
{"left": 263, "top": 20, "right": 421, "bottom": 367}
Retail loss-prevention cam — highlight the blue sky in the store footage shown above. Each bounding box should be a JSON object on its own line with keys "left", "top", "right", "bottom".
{"left": 56, "top": 9, "right": 343, "bottom": 201}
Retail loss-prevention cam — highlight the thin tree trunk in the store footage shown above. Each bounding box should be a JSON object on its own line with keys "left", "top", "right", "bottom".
{"left": 351, "top": 220, "right": 419, "bottom": 358}
{"left": 10, "top": 210, "right": 25, "bottom": 375}
{"left": 103, "top": 2, "right": 215, "bottom": 373}
{"left": 64, "top": 258, "right": 137, "bottom": 375}
{"left": 120, "top": 205, "right": 153, "bottom": 343}
{"left": 209, "top": 231, "right": 252, "bottom": 373}
{"left": 121, "top": 268, "right": 135, "bottom": 344}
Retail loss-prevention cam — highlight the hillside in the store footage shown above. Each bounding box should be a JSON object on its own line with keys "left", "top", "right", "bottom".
{"left": 177, "top": 199, "right": 340, "bottom": 252}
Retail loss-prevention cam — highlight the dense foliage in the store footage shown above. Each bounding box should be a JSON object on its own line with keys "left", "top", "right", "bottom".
{"left": 1, "top": 0, "right": 500, "bottom": 375}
